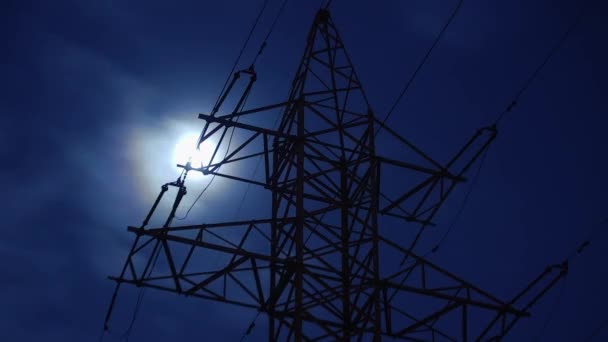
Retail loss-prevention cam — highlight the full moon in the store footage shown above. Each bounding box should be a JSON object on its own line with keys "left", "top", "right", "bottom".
{"left": 129, "top": 117, "right": 229, "bottom": 202}
{"left": 173, "top": 132, "right": 215, "bottom": 170}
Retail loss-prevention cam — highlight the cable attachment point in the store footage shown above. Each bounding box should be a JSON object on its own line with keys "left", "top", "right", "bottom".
{"left": 559, "top": 260, "right": 569, "bottom": 276}
{"left": 576, "top": 240, "right": 590, "bottom": 254}
{"left": 506, "top": 100, "right": 517, "bottom": 112}
{"left": 256, "top": 41, "right": 267, "bottom": 56}
{"left": 245, "top": 322, "right": 255, "bottom": 335}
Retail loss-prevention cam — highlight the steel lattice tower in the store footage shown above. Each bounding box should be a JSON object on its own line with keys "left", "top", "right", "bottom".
{"left": 106, "top": 9, "right": 566, "bottom": 341}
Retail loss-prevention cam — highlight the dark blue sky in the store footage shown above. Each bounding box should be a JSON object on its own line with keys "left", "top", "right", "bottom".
{"left": 2, "top": 0, "right": 607, "bottom": 341}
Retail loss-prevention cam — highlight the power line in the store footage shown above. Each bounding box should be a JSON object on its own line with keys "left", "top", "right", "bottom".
{"left": 239, "top": 310, "right": 263, "bottom": 341}
{"left": 534, "top": 277, "right": 568, "bottom": 341}
{"left": 532, "top": 217, "right": 607, "bottom": 341}
{"left": 322, "top": 0, "right": 334, "bottom": 10}
{"left": 180, "top": 0, "right": 292, "bottom": 221}
{"left": 176, "top": 90, "right": 249, "bottom": 221}
{"left": 232, "top": 0, "right": 293, "bottom": 222}
{"left": 186, "top": 0, "right": 270, "bottom": 183}
{"left": 566, "top": 218, "right": 608, "bottom": 262}
{"left": 175, "top": 176, "right": 215, "bottom": 220}
{"left": 584, "top": 318, "right": 608, "bottom": 342}
{"left": 376, "top": 0, "right": 464, "bottom": 135}
{"left": 558, "top": 216, "right": 608, "bottom": 342}
{"left": 177, "top": 91, "right": 251, "bottom": 221}
{"left": 430, "top": 0, "right": 593, "bottom": 253}
{"left": 100, "top": 2, "right": 272, "bottom": 339}
{"left": 494, "top": 1, "right": 590, "bottom": 125}
{"left": 229, "top": 0, "right": 294, "bottom": 222}
{"left": 232, "top": 92, "right": 290, "bottom": 221}
{"left": 175, "top": 118, "right": 240, "bottom": 220}
{"left": 430, "top": 145, "right": 490, "bottom": 254}
{"left": 211, "top": 0, "right": 270, "bottom": 113}
{"left": 381, "top": 0, "right": 590, "bottom": 262}
{"left": 223, "top": 10, "right": 299, "bottom": 331}
{"left": 178, "top": 3, "right": 293, "bottom": 326}
{"left": 250, "top": 0, "right": 290, "bottom": 67}
{"left": 121, "top": 244, "right": 162, "bottom": 341}
{"left": 97, "top": 325, "right": 106, "bottom": 342}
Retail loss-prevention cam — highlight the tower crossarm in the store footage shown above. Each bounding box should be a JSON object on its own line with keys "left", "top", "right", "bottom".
{"left": 376, "top": 123, "right": 497, "bottom": 226}
{"left": 365, "top": 236, "right": 567, "bottom": 341}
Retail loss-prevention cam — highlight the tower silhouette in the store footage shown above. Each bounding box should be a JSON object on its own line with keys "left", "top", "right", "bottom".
{"left": 105, "top": 9, "right": 566, "bottom": 341}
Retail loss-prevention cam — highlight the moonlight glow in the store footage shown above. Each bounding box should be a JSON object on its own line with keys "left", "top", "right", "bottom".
{"left": 129, "top": 117, "right": 228, "bottom": 202}
{"left": 173, "top": 132, "right": 216, "bottom": 169}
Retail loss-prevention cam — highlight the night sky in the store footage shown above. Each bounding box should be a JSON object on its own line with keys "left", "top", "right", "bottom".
{"left": 2, "top": 0, "right": 608, "bottom": 341}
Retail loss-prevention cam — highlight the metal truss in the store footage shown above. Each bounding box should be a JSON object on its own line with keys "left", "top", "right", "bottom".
{"left": 106, "top": 9, "right": 566, "bottom": 341}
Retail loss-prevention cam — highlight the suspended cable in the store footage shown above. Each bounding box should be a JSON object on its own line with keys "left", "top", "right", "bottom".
{"left": 232, "top": 93, "right": 288, "bottom": 221}
{"left": 233, "top": 59, "right": 294, "bottom": 340}
{"left": 230, "top": 0, "right": 291, "bottom": 220}
{"left": 179, "top": 0, "right": 284, "bottom": 221}
{"left": 534, "top": 277, "right": 568, "bottom": 341}
{"left": 541, "top": 216, "right": 608, "bottom": 342}
{"left": 122, "top": 287, "right": 147, "bottom": 341}
{"left": 494, "top": 1, "right": 589, "bottom": 125}
{"left": 322, "top": 0, "right": 334, "bottom": 10}
{"left": 250, "top": 0, "right": 290, "bottom": 67}
{"left": 179, "top": 3, "right": 294, "bottom": 329}
{"left": 427, "top": 0, "right": 592, "bottom": 254}
{"left": 430, "top": 145, "right": 490, "bottom": 254}
{"left": 122, "top": 244, "right": 163, "bottom": 341}
{"left": 175, "top": 175, "right": 215, "bottom": 220}
{"left": 584, "top": 318, "right": 608, "bottom": 342}
{"left": 566, "top": 217, "right": 608, "bottom": 262}
{"left": 230, "top": 0, "right": 295, "bottom": 222}
{"left": 186, "top": 0, "right": 270, "bottom": 176}
{"left": 239, "top": 310, "right": 263, "bottom": 341}
{"left": 97, "top": 325, "right": 106, "bottom": 342}
{"left": 212, "top": 0, "right": 270, "bottom": 112}
{"left": 376, "top": 0, "right": 464, "bottom": 136}
{"left": 176, "top": 90, "right": 251, "bottom": 221}
{"left": 233, "top": 157, "right": 263, "bottom": 219}
{"left": 103, "top": 3, "right": 273, "bottom": 338}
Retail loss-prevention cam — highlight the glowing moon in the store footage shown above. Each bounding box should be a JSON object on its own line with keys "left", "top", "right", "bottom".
{"left": 173, "top": 132, "right": 215, "bottom": 169}
{"left": 129, "top": 117, "right": 227, "bottom": 202}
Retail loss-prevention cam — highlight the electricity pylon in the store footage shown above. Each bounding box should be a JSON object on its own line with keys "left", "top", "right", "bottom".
{"left": 105, "top": 9, "right": 566, "bottom": 341}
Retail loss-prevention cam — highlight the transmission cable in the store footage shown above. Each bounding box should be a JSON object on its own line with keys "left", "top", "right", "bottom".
{"left": 182, "top": 1, "right": 295, "bottom": 335}
{"left": 175, "top": 121, "right": 240, "bottom": 220}
{"left": 176, "top": 89, "right": 251, "bottom": 221}
{"left": 566, "top": 218, "right": 608, "bottom": 262}
{"left": 250, "top": 0, "right": 290, "bottom": 67}
{"left": 211, "top": 0, "right": 270, "bottom": 112}
{"left": 427, "top": 0, "right": 591, "bottom": 255}
{"left": 121, "top": 244, "right": 163, "bottom": 341}
{"left": 375, "top": 0, "right": 464, "bottom": 136}
{"left": 177, "top": 0, "right": 271, "bottom": 221}
{"left": 584, "top": 318, "right": 608, "bottom": 342}
{"left": 533, "top": 277, "right": 568, "bottom": 341}
{"left": 235, "top": 2, "right": 302, "bottom": 332}
{"left": 234, "top": 0, "right": 295, "bottom": 332}
{"left": 238, "top": 310, "right": 263, "bottom": 341}
{"left": 533, "top": 216, "right": 608, "bottom": 341}
{"left": 493, "top": 1, "right": 589, "bottom": 125}
{"left": 429, "top": 145, "right": 490, "bottom": 254}
{"left": 322, "top": 0, "right": 334, "bottom": 10}
{"left": 180, "top": 0, "right": 293, "bottom": 221}
{"left": 232, "top": 0, "right": 293, "bottom": 221}
{"left": 99, "top": 2, "right": 273, "bottom": 340}
{"left": 573, "top": 218, "right": 608, "bottom": 342}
